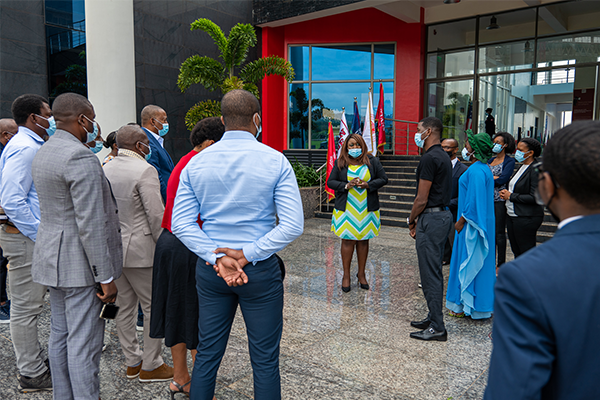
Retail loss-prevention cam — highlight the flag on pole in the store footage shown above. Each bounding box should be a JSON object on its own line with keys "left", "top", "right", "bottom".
{"left": 352, "top": 99, "right": 361, "bottom": 135}
{"left": 363, "top": 89, "right": 376, "bottom": 156}
{"left": 337, "top": 108, "right": 349, "bottom": 158}
{"left": 465, "top": 100, "right": 473, "bottom": 131}
{"left": 325, "top": 120, "right": 336, "bottom": 202}
{"left": 376, "top": 83, "right": 386, "bottom": 155}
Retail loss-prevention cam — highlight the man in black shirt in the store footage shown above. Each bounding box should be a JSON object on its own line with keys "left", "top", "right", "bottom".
{"left": 407, "top": 117, "right": 453, "bottom": 341}
{"left": 485, "top": 108, "right": 495, "bottom": 138}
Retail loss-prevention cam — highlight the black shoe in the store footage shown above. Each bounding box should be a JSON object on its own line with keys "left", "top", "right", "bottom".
{"left": 341, "top": 285, "right": 351, "bottom": 293}
{"left": 410, "top": 327, "right": 448, "bottom": 342}
{"left": 18, "top": 368, "right": 52, "bottom": 393}
{"left": 356, "top": 274, "right": 369, "bottom": 290}
{"left": 410, "top": 318, "right": 431, "bottom": 330}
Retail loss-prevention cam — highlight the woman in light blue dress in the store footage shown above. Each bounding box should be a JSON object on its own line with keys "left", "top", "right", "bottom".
{"left": 446, "top": 131, "right": 496, "bottom": 319}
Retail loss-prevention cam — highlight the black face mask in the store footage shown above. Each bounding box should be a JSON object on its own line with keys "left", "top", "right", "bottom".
{"left": 445, "top": 151, "right": 454, "bottom": 158}
{"left": 535, "top": 174, "right": 560, "bottom": 222}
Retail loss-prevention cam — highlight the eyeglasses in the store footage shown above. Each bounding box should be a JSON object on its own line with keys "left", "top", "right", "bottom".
{"left": 2, "top": 131, "right": 16, "bottom": 138}
{"left": 533, "top": 161, "right": 560, "bottom": 188}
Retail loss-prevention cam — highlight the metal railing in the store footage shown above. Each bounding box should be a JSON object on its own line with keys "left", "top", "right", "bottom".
{"left": 386, "top": 118, "right": 419, "bottom": 155}
{"left": 316, "top": 162, "right": 334, "bottom": 213}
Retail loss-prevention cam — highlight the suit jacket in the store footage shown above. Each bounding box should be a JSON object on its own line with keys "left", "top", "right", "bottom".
{"left": 142, "top": 127, "right": 174, "bottom": 202}
{"left": 327, "top": 154, "right": 388, "bottom": 212}
{"left": 485, "top": 214, "right": 600, "bottom": 400}
{"left": 448, "top": 159, "right": 468, "bottom": 221}
{"left": 31, "top": 129, "right": 123, "bottom": 287}
{"left": 508, "top": 161, "right": 544, "bottom": 217}
{"left": 103, "top": 154, "right": 164, "bottom": 269}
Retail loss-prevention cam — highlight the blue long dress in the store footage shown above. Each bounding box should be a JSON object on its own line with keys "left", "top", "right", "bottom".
{"left": 446, "top": 161, "right": 496, "bottom": 319}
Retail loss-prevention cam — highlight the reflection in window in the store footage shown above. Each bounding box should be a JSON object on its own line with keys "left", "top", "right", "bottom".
{"left": 427, "top": 80, "right": 473, "bottom": 149}
{"left": 427, "top": 18, "right": 476, "bottom": 52}
{"left": 478, "top": 41, "right": 534, "bottom": 73}
{"left": 288, "top": 44, "right": 395, "bottom": 150}
{"left": 428, "top": 50, "right": 474, "bottom": 79}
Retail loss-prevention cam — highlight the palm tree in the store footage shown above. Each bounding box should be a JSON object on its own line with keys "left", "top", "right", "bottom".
{"left": 178, "top": 19, "right": 295, "bottom": 129}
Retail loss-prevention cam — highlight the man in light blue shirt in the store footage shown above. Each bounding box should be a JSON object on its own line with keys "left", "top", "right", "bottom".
{"left": 172, "top": 89, "right": 303, "bottom": 400}
{"left": 0, "top": 94, "right": 54, "bottom": 392}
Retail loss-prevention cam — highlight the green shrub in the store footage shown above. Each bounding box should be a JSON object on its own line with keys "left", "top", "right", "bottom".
{"left": 292, "top": 159, "right": 325, "bottom": 187}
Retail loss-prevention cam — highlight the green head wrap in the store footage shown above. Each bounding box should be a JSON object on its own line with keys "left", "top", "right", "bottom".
{"left": 466, "top": 130, "right": 493, "bottom": 162}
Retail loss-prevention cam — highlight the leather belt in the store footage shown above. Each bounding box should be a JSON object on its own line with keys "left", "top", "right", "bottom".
{"left": 421, "top": 206, "right": 448, "bottom": 214}
{"left": 3, "top": 225, "right": 20, "bottom": 234}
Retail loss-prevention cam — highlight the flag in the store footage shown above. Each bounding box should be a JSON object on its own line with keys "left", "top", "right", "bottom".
{"left": 325, "top": 120, "right": 335, "bottom": 202}
{"left": 352, "top": 99, "right": 361, "bottom": 135}
{"left": 363, "top": 89, "right": 376, "bottom": 156}
{"left": 465, "top": 100, "right": 473, "bottom": 131}
{"left": 376, "top": 83, "right": 386, "bottom": 155}
{"left": 337, "top": 109, "right": 349, "bottom": 158}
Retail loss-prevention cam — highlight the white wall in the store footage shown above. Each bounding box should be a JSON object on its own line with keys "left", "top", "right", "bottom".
{"left": 85, "top": 0, "right": 137, "bottom": 161}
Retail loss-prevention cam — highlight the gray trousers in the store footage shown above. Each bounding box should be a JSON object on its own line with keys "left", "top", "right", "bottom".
{"left": 48, "top": 286, "right": 105, "bottom": 400}
{"left": 0, "top": 229, "right": 48, "bottom": 378}
{"left": 415, "top": 211, "right": 453, "bottom": 332}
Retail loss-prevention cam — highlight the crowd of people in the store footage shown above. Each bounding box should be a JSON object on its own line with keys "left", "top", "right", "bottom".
{"left": 0, "top": 88, "right": 598, "bottom": 399}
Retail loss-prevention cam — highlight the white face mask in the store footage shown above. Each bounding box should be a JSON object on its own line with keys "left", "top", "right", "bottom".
{"left": 462, "top": 147, "right": 472, "bottom": 161}
{"left": 253, "top": 113, "right": 262, "bottom": 138}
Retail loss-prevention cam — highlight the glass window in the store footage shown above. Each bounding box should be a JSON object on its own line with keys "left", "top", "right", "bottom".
{"left": 426, "top": 80, "right": 474, "bottom": 149}
{"left": 538, "top": 1, "right": 600, "bottom": 36}
{"left": 45, "top": 0, "right": 85, "bottom": 29}
{"left": 428, "top": 18, "right": 476, "bottom": 52}
{"left": 537, "top": 31, "right": 600, "bottom": 65}
{"left": 427, "top": 50, "right": 474, "bottom": 79}
{"left": 374, "top": 44, "right": 395, "bottom": 80}
{"left": 478, "top": 8, "right": 536, "bottom": 45}
{"left": 478, "top": 40, "right": 534, "bottom": 73}
{"left": 312, "top": 45, "right": 372, "bottom": 81}
{"left": 288, "top": 44, "right": 395, "bottom": 150}
{"left": 289, "top": 46, "right": 309, "bottom": 81}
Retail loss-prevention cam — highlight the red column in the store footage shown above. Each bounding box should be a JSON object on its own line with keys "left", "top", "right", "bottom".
{"left": 261, "top": 26, "right": 286, "bottom": 152}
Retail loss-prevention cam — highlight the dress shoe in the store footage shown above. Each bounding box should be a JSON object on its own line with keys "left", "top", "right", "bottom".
{"left": 126, "top": 363, "right": 142, "bottom": 379}
{"left": 410, "top": 318, "right": 431, "bottom": 330}
{"left": 356, "top": 274, "right": 369, "bottom": 290}
{"left": 139, "top": 363, "right": 174, "bottom": 383}
{"left": 341, "top": 285, "right": 351, "bottom": 293}
{"left": 410, "top": 327, "right": 447, "bottom": 342}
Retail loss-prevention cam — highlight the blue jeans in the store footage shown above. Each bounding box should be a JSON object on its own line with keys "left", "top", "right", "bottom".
{"left": 190, "top": 255, "right": 283, "bottom": 400}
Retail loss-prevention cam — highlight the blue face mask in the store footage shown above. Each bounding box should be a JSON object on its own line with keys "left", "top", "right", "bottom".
{"left": 90, "top": 140, "right": 103, "bottom": 154}
{"left": 515, "top": 150, "right": 530, "bottom": 163}
{"left": 492, "top": 143, "right": 504, "bottom": 154}
{"left": 138, "top": 141, "right": 152, "bottom": 161}
{"left": 348, "top": 148, "right": 362, "bottom": 158}
{"left": 154, "top": 119, "right": 169, "bottom": 137}
{"left": 462, "top": 147, "right": 472, "bottom": 161}
{"left": 414, "top": 129, "right": 430, "bottom": 148}
{"left": 82, "top": 115, "right": 98, "bottom": 143}
{"left": 35, "top": 115, "right": 57, "bottom": 137}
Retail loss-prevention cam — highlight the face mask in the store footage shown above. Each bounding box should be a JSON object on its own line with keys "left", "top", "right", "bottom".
{"left": 414, "top": 130, "right": 430, "bottom": 148}
{"left": 492, "top": 143, "right": 504, "bottom": 154}
{"left": 462, "top": 147, "right": 472, "bottom": 161}
{"left": 445, "top": 150, "right": 454, "bottom": 158}
{"left": 348, "top": 148, "right": 362, "bottom": 158}
{"left": 90, "top": 140, "right": 103, "bottom": 154}
{"left": 35, "top": 115, "right": 57, "bottom": 137}
{"left": 253, "top": 113, "right": 262, "bottom": 138}
{"left": 138, "top": 141, "right": 152, "bottom": 161}
{"left": 153, "top": 119, "right": 169, "bottom": 137}
{"left": 82, "top": 115, "right": 98, "bottom": 143}
{"left": 515, "top": 150, "right": 530, "bottom": 163}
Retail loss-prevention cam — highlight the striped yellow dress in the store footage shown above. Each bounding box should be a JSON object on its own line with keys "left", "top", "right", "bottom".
{"left": 331, "top": 164, "right": 381, "bottom": 240}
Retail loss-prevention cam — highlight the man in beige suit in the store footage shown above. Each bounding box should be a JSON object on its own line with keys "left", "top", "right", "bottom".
{"left": 103, "top": 124, "right": 173, "bottom": 382}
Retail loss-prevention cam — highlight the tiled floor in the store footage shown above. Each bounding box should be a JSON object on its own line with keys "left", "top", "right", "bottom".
{"left": 0, "top": 218, "right": 497, "bottom": 399}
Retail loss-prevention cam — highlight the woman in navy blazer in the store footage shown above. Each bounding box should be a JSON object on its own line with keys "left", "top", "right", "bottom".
{"left": 499, "top": 138, "right": 544, "bottom": 258}
{"left": 487, "top": 132, "right": 516, "bottom": 270}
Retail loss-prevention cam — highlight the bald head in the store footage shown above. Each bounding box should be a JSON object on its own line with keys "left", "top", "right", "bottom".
{"left": 221, "top": 90, "right": 260, "bottom": 131}
{"left": 52, "top": 93, "right": 92, "bottom": 122}
{"left": 115, "top": 124, "right": 147, "bottom": 151}
{"left": 141, "top": 105, "right": 164, "bottom": 125}
{"left": 441, "top": 137, "right": 459, "bottom": 159}
{"left": 0, "top": 118, "right": 18, "bottom": 146}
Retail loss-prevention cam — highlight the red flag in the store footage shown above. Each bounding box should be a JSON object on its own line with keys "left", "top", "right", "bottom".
{"left": 376, "top": 83, "right": 386, "bottom": 155}
{"left": 325, "top": 120, "right": 335, "bottom": 202}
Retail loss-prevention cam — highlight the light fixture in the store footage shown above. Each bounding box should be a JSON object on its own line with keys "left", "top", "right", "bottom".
{"left": 443, "top": 0, "right": 461, "bottom": 3}
{"left": 524, "top": 41, "right": 532, "bottom": 52}
{"left": 486, "top": 15, "right": 500, "bottom": 30}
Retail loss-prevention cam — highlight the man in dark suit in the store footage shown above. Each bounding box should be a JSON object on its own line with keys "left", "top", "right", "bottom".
{"left": 441, "top": 138, "right": 468, "bottom": 264}
{"left": 485, "top": 120, "right": 600, "bottom": 399}
{"left": 485, "top": 108, "right": 495, "bottom": 138}
{"left": 140, "top": 105, "right": 174, "bottom": 202}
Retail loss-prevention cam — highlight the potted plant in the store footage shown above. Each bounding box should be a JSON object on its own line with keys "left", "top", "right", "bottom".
{"left": 291, "top": 160, "right": 324, "bottom": 220}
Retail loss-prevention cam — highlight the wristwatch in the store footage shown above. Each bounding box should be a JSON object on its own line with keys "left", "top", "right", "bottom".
{"left": 406, "top": 217, "right": 411, "bottom": 225}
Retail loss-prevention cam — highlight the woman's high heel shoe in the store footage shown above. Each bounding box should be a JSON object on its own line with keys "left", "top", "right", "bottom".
{"left": 342, "top": 285, "right": 351, "bottom": 293}
{"left": 169, "top": 380, "right": 191, "bottom": 399}
{"left": 356, "top": 274, "right": 370, "bottom": 290}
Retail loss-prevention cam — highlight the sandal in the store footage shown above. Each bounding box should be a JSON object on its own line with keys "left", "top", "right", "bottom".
{"left": 169, "top": 380, "right": 191, "bottom": 399}
{"left": 448, "top": 310, "right": 465, "bottom": 318}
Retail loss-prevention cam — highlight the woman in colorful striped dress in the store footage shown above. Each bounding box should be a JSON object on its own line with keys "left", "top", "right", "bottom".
{"left": 327, "top": 134, "right": 388, "bottom": 292}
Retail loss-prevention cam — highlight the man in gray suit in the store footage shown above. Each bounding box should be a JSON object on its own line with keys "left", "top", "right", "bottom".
{"left": 103, "top": 125, "right": 173, "bottom": 382}
{"left": 31, "top": 93, "right": 123, "bottom": 400}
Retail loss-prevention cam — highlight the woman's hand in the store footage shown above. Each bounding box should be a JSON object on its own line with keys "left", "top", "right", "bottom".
{"left": 346, "top": 178, "right": 360, "bottom": 189}
{"left": 356, "top": 180, "right": 369, "bottom": 189}
{"left": 455, "top": 217, "right": 466, "bottom": 234}
{"left": 499, "top": 189, "right": 511, "bottom": 201}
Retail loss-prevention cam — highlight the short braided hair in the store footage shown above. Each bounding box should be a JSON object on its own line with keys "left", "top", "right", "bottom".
{"left": 520, "top": 137, "right": 542, "bottom": 158}
{"left": 543, "top": 121, "right": 600, "bottom": 209}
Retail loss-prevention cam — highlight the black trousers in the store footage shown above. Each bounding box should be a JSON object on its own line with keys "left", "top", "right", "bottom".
{"left": 506, "top": 215, "right": 544, "bottom": 258}
{"left": 416, "top": 211, "right": 453, "bottom": 332}
{"left": 494, "top": 201, "right": 507, "bottom": 267}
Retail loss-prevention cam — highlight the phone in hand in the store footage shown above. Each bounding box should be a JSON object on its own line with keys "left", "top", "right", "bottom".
{"left": 99, "top": 302, "right": 119, "bottom": 319}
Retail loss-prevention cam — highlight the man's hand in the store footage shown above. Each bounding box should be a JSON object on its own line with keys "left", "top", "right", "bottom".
{"left": 97, "top": 282, "right": 117, "bottom": 303}
{"left": 455, "top": 217, "right": 466, "bottom": 234}
{"left": 409, "top": 223, "right": 416, "bottom": 239}
{"left": 214, "top": 248, "right": 249, "bottom": 268}
{"left": 209, "top": 256, "right": 248, "bottom": 287}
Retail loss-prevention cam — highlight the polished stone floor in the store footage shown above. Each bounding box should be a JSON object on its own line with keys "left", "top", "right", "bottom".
{"left": 0, "top": 218, "right": 502, "bottom": 399}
